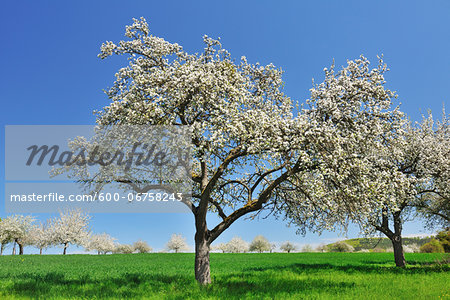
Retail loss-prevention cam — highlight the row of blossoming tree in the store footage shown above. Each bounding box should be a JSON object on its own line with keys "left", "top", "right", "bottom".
{"left": 0, "top": 214, "right": 302, "bottom": 255}
{"left": 0, "top": 210, "right": 89, "bottom": 255}
{"left": 16, "top": 18, "right": 449, "bottom": 284}
{"left": 0, "top": 211, "right": 188, "bottom": 255}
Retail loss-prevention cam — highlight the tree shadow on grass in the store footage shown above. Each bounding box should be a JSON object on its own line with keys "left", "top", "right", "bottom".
{"left": 2, "top": 261, "right": 448, "bottom": 299}
{"left": 245, "top": 261, "right": 449, "bottom": 275}
{"left": 2, "top": 270, "right": 356, "bottom": 299}
{"left": 208, "top": 272, "right": 356, "bottom": 299}
{"left": 1, "top": 271, "right": 194, "bottom": 299}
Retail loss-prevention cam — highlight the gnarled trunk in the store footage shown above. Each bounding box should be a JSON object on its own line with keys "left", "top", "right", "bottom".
{"left": 63, "top": 243, "right": 68, "bottom": 255}
{"left": 40, "top": 248, "right": 43, "bottom": 255}
{"left": 194, "top": 231, "right": 211, "bottom": 285}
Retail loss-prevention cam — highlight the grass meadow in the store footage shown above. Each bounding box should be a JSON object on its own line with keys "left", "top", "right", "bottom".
{"left": 0, "top": 253, "right": 448, "bottom": 299}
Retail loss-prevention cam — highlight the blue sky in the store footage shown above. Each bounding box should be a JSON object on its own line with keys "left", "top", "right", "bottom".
{"left": 1, "top": 0, "right": 449, "bottom": 253}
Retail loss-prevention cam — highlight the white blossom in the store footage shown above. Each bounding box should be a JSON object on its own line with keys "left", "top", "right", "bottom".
{"left": 86, "top": 233, "right": 116, "bottom": 254}
{"left": 48, "top": 209, "right": 91, "bottom": 255}
{"left": 166, "top": 234, "right": 189, "bottom": 253}
{"left": 249, "top": 235, "right": 271, "bottom": 253}
{"left": 54, "top": 18, "right": 432, "bottom": 283}
{"left": 133, "top": 240, "right": 152, "bottom": 253}
{"left": 0, "top": 215, "right": 35, "bottom": 255}
{"left": 222, "top": 237, "right": 249, "bottom": 253}
{"left": 114, "top": 243, "right": 134, "bottom": 254}
{"left": 28, "top": 222, "right": 52, "bottom": 254}
{"left": 280, "top": 241, "right": 297, "bottom": 253}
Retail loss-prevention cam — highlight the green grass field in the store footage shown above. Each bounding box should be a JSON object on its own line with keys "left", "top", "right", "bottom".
{"left": 0, "top": 253, "right": 448, "bottom": 299}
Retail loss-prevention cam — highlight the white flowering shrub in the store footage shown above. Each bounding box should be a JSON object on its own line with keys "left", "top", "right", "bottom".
{"left": 280, "top": 241, "right": 297, "bottom": 253}
{"left": 86, "top": 233, "right": 116, "bottom": 254}
{"left": 166, "top": 234, "right": 189, "bottom": 253}
{"left": 316, "top": 244, "right": 329, "bottom": 253}
{"left": 301, "top": 244, "right": 314, "bottom": 252}
{"left": 114, "top": 244, "right": 134, "bottom": 254}
{"left": 329, "top": 242, "right": 354, "bottom": 253}
{"left": 133, "top": 240, "right": 152, "bottom": 253}
{"left": 403, "top": 244, "right": 420, "bottom": 253}
{"left": 249, "top": 235, "right": 271, "bottom": 253}
{"left": 223, "top": 237, "right": 249, "bottom": 253}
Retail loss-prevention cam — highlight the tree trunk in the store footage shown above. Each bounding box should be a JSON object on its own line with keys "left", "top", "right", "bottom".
{"left": 1, "top": 243, "right": 4, "bottom": 255}
{"left": 40, "top": 248, "right": 43, "bottom": 255}
{"left": 12, "top": 241, "right": 16, "bottom": 255}
{"left": 392, "top": 210, "right": 406, "bottom": 267}
{"left": 63, "top": 243, "right": 68, "bottom": 255}
{"left": 18, "top": 242, "right": 24, "bottom": 255}
{"left": 391, "top": 235, "right": 406, "bottom": 267}
{"left": 375, "top": 205, "right": 407, "bottom": 267}
{"left": 194, "top": 232, "right": 211, "bottom": 285}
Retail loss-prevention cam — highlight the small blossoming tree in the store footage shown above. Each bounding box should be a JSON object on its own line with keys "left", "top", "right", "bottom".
{"left": 48, "top": 209, "right": 91, "bottom": 255}
{"left": 249, "top": 235, "right": 271, "bottom": 253}
{"left": 86, "top": 233, "right": 116, "bottom": 254}
{"left": 166, "top": 234, "right": 189, "bottom": 253}
{"left": 0, "top": 215, "right": 34, "bottom": 255}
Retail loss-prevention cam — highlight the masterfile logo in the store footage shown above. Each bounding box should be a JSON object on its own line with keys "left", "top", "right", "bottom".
{"left": 4, "top": 125, "right": 192, "bottom": 213}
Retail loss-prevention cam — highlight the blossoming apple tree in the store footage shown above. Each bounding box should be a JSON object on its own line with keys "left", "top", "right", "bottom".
{"left": 29, "top": 221, "right": 53, "bottom": 255}
{"left": 48, "top": 209, "right": 91, "bottom": 255}
{"left": 361, "top": 113, "right": 450, "bottom": 267}
{"left": 0, "top": 215, "right": 34, "bottom": 255}
{"left": 59, "top": 18, "right": 407, "bottom": 284}
{"left": 282, "top": 61, "right": 449, "bottom": 267}
{"left": 86, "top": 233, "right": 116, "bottom": 254}
{"left": 249, "top": 235, "right": 271, "bottom": 253}
{"left": 166, "top": 234, "right": 189, "bottom": 253}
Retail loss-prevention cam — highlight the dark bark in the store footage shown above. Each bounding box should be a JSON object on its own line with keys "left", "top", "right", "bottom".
{"left": 391, "top": 211, "right": 406, "bottom": 267}
{"left": 375, "top": 206, "right": 406, "bottom": 267}
{"left": 18, "top": 241, "right": 24, "bottom": 255}
{"left": 63, "top": 243, "right": 68, "bottom": 255}
{"left": 391, "top": 235, "right": 406, "bottom": 267}
{"left": 40, "top": 248, "right": 43, "bottom": 255}
{"left": 190, "top": 155, "right": 301, "bottom": 285}
{"left": 194, "top": 229, "right": 211, "bottom": 285}
{"left": 183, "top": 147, "right": 304, "bottom": 285}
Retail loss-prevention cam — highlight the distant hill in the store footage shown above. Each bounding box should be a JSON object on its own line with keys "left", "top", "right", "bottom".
{"left": 329, "top": 236, "right": 433, "bottom": 251}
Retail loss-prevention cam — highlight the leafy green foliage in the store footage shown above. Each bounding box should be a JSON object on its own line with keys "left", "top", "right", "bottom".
{"left": 420, "top": 239, "right": 445, "bottom": 253}
{"left": 336, "top": 237, "right": 433, "bottom": 251}
{"left": 436, "top": 230, "right": 450, "bottom": 253}
{"left": 328, "top": 242, "right": 354, "bottom": 252}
